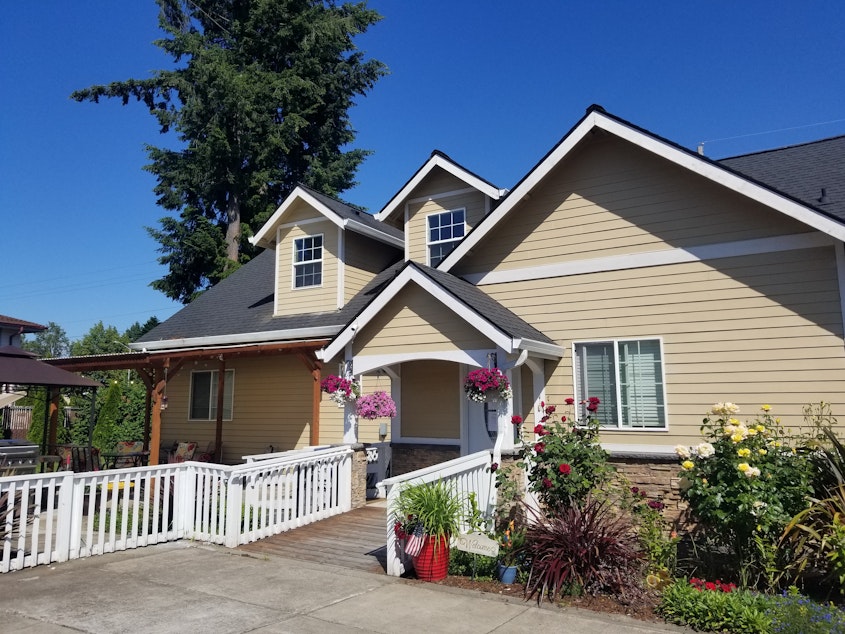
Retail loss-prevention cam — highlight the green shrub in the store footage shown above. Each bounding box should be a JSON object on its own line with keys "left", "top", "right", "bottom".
{"left": 658, "top": 579, "right": 770, "bottom": 633}
{"left": 518, "top": 401, "right": 614, "bottom": 510}
{"left": 448, "top": 550, "right": 496, "bottom": 579}
{"left": 676, "top": 402, "right": 814, "bottom": 588}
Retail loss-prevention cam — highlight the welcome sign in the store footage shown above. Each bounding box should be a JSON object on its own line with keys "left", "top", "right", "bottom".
{"left": 452, "top": 532, "right": 499, "bottom": 558}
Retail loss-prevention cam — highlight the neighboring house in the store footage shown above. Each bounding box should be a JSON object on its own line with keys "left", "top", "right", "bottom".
{"left": 0, "top": 315, "right": 46, "bottom": 348}
{"left": 122, "top": 106, "right": 845, "bottom": 484}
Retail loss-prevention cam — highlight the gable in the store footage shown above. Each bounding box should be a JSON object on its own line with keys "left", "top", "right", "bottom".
{"left": 453, "top": 134, "right": 815, "bottom": 278}
{"left": 351, "top": 283, "right": 493, "bottom": 357}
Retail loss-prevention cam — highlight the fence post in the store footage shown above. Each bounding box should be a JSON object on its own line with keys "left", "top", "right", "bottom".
{"left": 54, "top": 472, "right": 75, "bottom": 563}
{"left": 224, "top": 473, "right": 243, "bottom": 548}
{"left": 175, "top": 464, "right": 196, "bottom": 539}
{"left": 339, "top": 450, "right": 352, "bottom": 512}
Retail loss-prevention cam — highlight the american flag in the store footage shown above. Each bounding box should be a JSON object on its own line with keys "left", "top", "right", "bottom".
{"left": 404, "top": 523, "right": 425, "bottom": 557}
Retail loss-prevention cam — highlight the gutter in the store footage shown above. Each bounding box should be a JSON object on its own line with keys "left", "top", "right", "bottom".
{"left": 134, "top": 325, "right": 342, "bottom": 352}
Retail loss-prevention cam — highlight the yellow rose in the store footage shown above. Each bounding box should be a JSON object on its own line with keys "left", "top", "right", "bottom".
{"left": 761, "top": 404, "right": 771, "bottom": 412}
{"left": 682, "top": 460, "right": 695, "bottom": 471}
{"left": 747, "top": 428, "right": 758, "bottom": 436}
{"left": 731, "top": 433, "right": 745, "bottom": 443}
{"left": 758, "top": 449, "right": 767, "bottom": 456}
{"left": 737, "top": 448, "right": 751, "bottom": 458}
{"left": 738, "top": 463, "right": 750, "bottom": 472}
{"left": 756, "top": 424, "right": 766, "bottom": 432}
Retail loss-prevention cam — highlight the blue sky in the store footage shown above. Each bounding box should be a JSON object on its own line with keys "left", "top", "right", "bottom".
{"left": 3, "top": 1, "right": 844, "bottom": 343}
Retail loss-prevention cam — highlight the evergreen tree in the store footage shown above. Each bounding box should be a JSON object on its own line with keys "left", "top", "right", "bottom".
{"left": 72, "top": 0, "right": 386, "bottom": 302}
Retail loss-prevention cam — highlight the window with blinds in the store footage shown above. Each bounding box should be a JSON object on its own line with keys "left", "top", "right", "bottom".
{"left": 574, "top": 339, "right": 666, "bottom": 429}
{"left": 189, "top": 369, "right": 235, "bottom": 421}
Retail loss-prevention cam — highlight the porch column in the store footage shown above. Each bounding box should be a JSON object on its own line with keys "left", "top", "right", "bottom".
{"left": 492, "top": 368, "right": 514, "bottom": 466}
{"left": 384, "top": 366, "right": 401, "bottom": 442}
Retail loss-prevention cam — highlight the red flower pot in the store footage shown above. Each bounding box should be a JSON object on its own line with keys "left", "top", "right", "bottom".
{"left": 412, "top": 535, "right": 450, "bottom": 581}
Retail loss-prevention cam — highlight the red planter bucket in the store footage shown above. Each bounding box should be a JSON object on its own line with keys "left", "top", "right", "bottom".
{"left": 412, "top": 535, "right": 450, "bottom": 581}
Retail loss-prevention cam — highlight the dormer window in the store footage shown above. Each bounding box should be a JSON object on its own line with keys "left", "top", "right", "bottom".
{"left": 293, "top": 234, "right": 323, "bottom": 288}
{"left": 427, "top": 208, "right": 465, "bottom": 267}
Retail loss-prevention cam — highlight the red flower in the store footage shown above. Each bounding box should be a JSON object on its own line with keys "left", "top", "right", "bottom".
{"left": 534, "top": 442, "right": 545, "bottom": 453}
{"left": 511, "top": 415, "right": 523, "bottom": 426}
{"left": 561, "top": 416, "right": 566, "bottom": 422}
{"left": 586, "top": 403, "right": 598, "bottom": 412}
{"left": 542, "top": 477, "right": 553, "bottom": 489}
{"left": 545, "top": 405, "right": 556, "bottom": 414}
{"left": 490, "top": 462, "right": 499, "bottom": 472}
{"left": 588, "top": 396, "right": 601, "bottom": 404}
{"left": 565, "top": 397, "right": 575, "bottom": 405}
{"left": 705, "top": 582, "right": 716, "bottom": 591}
{"left": 533, "top": 424, "right": 546, "bottom": 435}
{"left": 559, "top": 463, "right": 571, "bottom": 475}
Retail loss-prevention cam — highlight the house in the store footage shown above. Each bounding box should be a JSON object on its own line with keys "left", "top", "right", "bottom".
{"left": 83, "top": 106, "right": 845, "bottom": 497}
{"left": 0, "top": 316, "right": 45, "bottom": 348}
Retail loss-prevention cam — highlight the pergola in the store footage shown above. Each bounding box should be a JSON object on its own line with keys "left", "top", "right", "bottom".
{"left": 0, "top": 346, "right": 101, "bottom": 461}
{"left": 46, "top": 341, "right": 329, "bottom": 464}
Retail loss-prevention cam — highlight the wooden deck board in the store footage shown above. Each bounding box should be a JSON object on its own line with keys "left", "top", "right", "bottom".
{"left": 237, "top": 505, "right": 388, "bottom": 573}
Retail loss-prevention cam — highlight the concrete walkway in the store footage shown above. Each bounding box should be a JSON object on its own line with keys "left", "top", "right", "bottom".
{"left": 0, "top": 542, "right": 690, "bottom": 633}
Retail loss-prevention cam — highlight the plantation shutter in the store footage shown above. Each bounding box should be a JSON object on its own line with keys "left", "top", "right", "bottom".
{"left": 575, "top": 342, "right": 618, "bottom": 426}
{"left": 618, "top": 340, "right": 665, "bottom": 428}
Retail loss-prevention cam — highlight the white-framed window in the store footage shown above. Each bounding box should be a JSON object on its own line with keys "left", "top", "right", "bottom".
{"left": 427, "top": 208, "right": 465, "bottom": 267}
{"left": 189, "top": 369, "right": 235, "bottom": 421}
{"left": 293, "top": 234, "right": 323, "bottom": 288}
{"left": 573, "top": 338, "right": 667, "bottom": 429}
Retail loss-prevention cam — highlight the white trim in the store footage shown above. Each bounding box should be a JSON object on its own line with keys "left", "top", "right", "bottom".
{"left": 462, "top": 232, "right": 834, "bottom": 286}
{"left": 291, "top": 233, "right": 324, "bottom": 290}
{"left": 441, "top": 109, "right": 845, "bottom": 271}
{"left": 404, "top": 203, "right": 410, "bottom": 262}
{"left": 352, "top": 350, "right": 491, "bottom": 375}
{"left": 337, "top": 226, "right": 345, "bottom": 309}
{"left": 273, "top": 226, "right": 282, "bottom": 315}
{"left": 601, "top": 443, "right": 676, "bottom": 456}
{"left": 511, "top": 338, "right": 566, "bottom": 359}
{"left": 376, "top": 154, "right": 501, "bottom": 222}
{"left": 836, "top": 242, "right": 845, "bottom": 343}
{"left": 572, "top": 336, "right": 668, "bottom": 431}
{"left": 407, "top": 187, "right": 478, "bottom": 205}
{"left": 136, "top": 327, "right": 339, "bottom": 352}
{"left": 318, "top": 266, "right": 516, "bottom": 362}
{"left": 342, "top": 219, "right": 404, "bottom": 248}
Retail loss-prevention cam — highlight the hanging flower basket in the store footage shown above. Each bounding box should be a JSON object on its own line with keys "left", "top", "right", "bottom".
{"left": 356, "top": 390, "right": 397, "bottom": 419}
{"left": 320, "top": 374, "right": 360, "bottom": 407}
{"left": 463, "top": 367, "right": 512, "bottom": 403}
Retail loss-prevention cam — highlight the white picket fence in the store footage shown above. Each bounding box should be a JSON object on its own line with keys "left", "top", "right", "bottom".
{"left": 381, "top": 450, "right": 494, "bottom": 577}
{"left": 0, "top": 445, "right": 352, "bottom": 573}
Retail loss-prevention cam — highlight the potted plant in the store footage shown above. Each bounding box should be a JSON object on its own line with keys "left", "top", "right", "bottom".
{"left": 495, "top": 519, "right": 525, "bottom": 584}
{"left": 463, "top": 367, "right": 512, "bottom": 402}
{"left": 319, "top": 374, "right": 360, "bottom": 407}
{"left": 393, "top": 479, "right": 464, "bottom": 581}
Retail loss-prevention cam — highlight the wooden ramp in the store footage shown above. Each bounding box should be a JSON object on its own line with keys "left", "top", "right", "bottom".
{"left": 237, "top": 503, "right": 387, "bottom": 574}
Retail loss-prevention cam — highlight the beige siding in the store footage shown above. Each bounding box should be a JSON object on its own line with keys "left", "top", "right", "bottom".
{"left": 454, "top": 135, "right": 812, "bottom": 276}
{"left": 484, "top": 246, "right": 845, "bottom": 448}
{"left": 160, "top": 355, "right": 316, "bottom": 463}
{"left": 275, "top": 220, "right": 338, "bottom": 316}
{"left": 344, "top": 232, "right": 401, "bottom": 303}
{"left": 353, "top": 284, "right": 492, "bottom": 356}
{"left": 401, "top": 361, "right": 460, "bottom": 439}
{"left": 357, "top": 374, "right": 393, "bottom": 443}
{"left": 407, "top": 190, "right": 488, "bottom": 264}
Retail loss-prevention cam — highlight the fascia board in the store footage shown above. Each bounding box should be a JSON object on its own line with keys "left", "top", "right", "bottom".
{"left": 512, "top": 338, "right": 565, "bottom": 359}
{"left": 318, "top": 267, "right": 513, "bottom": 361}
{"left": 250, "top": 187, "right": 343, "bottom": 248}
{"left": 441, "top": 110, "right": 845, "bottom": 271}
{"left": 343, "top": 218, "right": 404, "bottom": 248}
{"left": 375, "top": 155, "right": 501, "bottom": 222}
{"left": 136, "top": 326, "right": 342, "bottom": 352}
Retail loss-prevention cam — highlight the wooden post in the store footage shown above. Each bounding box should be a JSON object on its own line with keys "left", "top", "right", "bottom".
{"left": 215, "top": 357, "right": 225, "bottom": 462}
{"left": 48, "top": 389, "right": 61, "bottom": 450}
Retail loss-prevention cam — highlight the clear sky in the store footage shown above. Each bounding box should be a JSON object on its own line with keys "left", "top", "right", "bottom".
{"left": 3, "top": 1, "right": 844, "bottom": 343}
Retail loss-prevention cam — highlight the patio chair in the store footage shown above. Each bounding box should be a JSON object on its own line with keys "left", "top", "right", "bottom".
{"left": 70, "top": 445, "right": 100, "bottom": 472}
{"left": 107, "top": 441, "right": 147, "bottom": 468}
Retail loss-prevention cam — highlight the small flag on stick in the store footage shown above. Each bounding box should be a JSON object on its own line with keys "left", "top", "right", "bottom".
{"left": 404, "top": 523, "right": 425, "bottom": 557}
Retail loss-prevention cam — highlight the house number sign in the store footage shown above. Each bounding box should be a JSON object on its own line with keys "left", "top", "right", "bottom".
{"left": 452, "top": 532, "right": 499, "bottom": 558}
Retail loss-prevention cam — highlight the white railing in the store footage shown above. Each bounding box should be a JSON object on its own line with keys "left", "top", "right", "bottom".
{"left": 0, "top": 445, "right": 352, "bottom": 573}
{"left": 381, "top": 450, "right": 493, "bottom": 577}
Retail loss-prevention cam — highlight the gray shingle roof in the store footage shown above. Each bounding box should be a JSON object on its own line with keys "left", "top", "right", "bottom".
{"left": 719, "top": 135, "right": 845, "bottom": 223}
{"left": 299, "top": 184, "right": 404, "bottom": 241}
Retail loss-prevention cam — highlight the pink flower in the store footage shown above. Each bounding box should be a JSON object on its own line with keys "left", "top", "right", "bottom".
{"left": 559, "top": 463, "right": 571, "bottom": 475}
